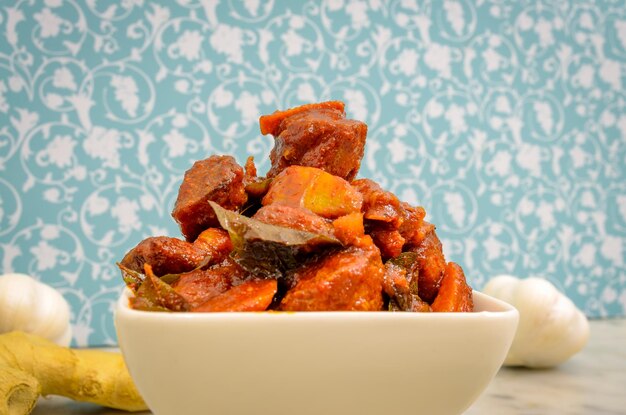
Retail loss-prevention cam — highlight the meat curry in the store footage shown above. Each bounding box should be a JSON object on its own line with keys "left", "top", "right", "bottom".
{"left": 119, "top": 101, "right": 474, "bottom": 313}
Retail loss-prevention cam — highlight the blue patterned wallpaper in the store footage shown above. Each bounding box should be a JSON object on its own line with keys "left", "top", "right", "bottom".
{"left": 1, "top": 0, "right": 625, "bottom": 346}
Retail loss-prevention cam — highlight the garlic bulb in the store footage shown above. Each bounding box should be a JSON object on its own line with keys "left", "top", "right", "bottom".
{"left": 0, "top": 273, "right": 72, "bottom": 346}
{"left": 483, "top": 275, "right": 589, "bottom": 368}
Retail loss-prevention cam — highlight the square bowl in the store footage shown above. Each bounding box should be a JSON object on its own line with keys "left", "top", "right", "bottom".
{"left": 115, "top": 289, "right": 518, "bottom": 415}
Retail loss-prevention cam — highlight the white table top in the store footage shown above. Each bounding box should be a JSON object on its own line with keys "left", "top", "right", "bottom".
{"left": 32, "top": 318, "right": 626, "bottom": 415}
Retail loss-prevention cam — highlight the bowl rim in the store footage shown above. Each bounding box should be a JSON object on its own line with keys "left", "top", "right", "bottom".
{"left": 115, "top": 288, "right": 518, "bottom": 321}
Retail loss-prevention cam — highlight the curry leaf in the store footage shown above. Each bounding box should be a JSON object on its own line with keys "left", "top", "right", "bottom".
{"left": 117, "top": 263, "right": 144, "bottom": 293}
{"left": 388, "top": 252, "right": 418, "bottom": 269}
{"left": 130, "top": 264, "right": 191, "bottom": 312}
{"left": 209, "top": 201, "right": 341, "bottom": 277}
{"left": 389, "top": 252, "right": 419, "bottom": 295}
{"left": 244, "top": 177, "right": 272, "bottom": 199}
{"left": 385, "top": 253, "right": 430, "bottom": 312}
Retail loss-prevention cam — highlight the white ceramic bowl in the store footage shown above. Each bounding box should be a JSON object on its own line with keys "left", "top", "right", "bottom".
{"left": 115, "top": 289, "right": 518, "bottom": 415}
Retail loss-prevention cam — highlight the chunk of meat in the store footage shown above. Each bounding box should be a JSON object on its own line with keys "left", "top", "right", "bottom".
{"left": 397, "top": 203, "right": 428, "bottom": 246}
{"left": 172, "top": 155, "right": 248, "bottom": 241}
{"left": 368, "top": 224, "right": 405, "bottom": 260}
{"left": 263, "top": 166, "right": 363, "bottom": 219}
{"left": 263, "top": 103, "right": 367, "bottom": 180}
{"left": 259, "top": 101, "right": 345, "bottom": 136}
{"left": 193, "top": 228, "right": 234, "bottom": 264}
{"left": 253, "top": 204, "right": 335, "bottom": 237}
{"left": 407, "top": 227, "right": 446, "bottom": 303}
{"left": 352, "top": 179, "right": 429, "bottom": 258}
{"left": 352, "top": 179, "right": 403, "bottom": 226}
{"left": 192, "top": 279, "right": 278, "bottom": 312}
{"left": 431, "top": 262, "right": 474, "bottom": 312}
{"left": 120, "top": 236, "right": 207, "bottom": 276}
{"left": 279, "top": 239, "right": 384, "bottom": 311}
{"left": 172, "top": 257, "right": 249, "bottom": 308}
{"left": 172, "top": 269, "right": 231, "bottom": 308}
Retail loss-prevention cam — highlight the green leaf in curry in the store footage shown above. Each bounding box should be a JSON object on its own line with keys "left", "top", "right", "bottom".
{"left": 388, "top": 252, "right": 418, "bottom": 269}
{"left": 388, "top": 252, "right": 419, "bottom": 295}
{"left": 244, "top": 177, "right": 273, "bottom": 199}
{"left": 209, "top": 201, "right": 342, "bottom": 277}
{"left": 384, "top": 253, "right": 430, "bottom": 312}
{"left": 118, "top": 254, "right": 217, "bottom": 306}
{"left": 129, "top": 264, "right": 191, "bottom": 312}
{"left": 117, "top": 263, "right": 144, "bottom": 293}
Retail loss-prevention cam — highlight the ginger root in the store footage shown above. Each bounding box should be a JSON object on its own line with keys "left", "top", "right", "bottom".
{"left": 0, "top": 331, "right": 147, "bottom": 415}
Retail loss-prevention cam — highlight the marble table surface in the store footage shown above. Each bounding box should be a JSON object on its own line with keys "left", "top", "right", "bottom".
{"left": 33, "top": 318, "right": 626, "bottom": 415}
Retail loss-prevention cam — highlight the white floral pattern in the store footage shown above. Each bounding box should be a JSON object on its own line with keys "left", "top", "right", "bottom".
{"left": 1, "top": 0, "right": 625, "bottom": 346}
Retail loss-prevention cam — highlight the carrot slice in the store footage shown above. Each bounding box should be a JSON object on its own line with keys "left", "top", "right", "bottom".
{"left": 192, "top": 279, "right": 277, "bottom": 312}
{"left": 332, "top": 212, "right": 365, "bottom": 246}
{"left": 259, "top": 101, "right": 345, "bottom": 136}
{"left": 431, "top": 262, "right": 474, "bottom": 312}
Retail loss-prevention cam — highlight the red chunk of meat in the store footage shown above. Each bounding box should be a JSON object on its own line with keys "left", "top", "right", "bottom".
{"left": 368, "top": 224, "right": 405, "bottom": 260}
{"left": 172, "top": 257, "right": 249, "bottom": 308}
{"left": 172, "top": 155, "right": 248, "bottom": 241}
{"left": 352, "top": 179, "right": 430, "bottom": 259}
{"left": 351, "top": 179, "right": 403, "bottom": 227}
{"left": 171, "top": 268, "right": 231, "bottom": 309}
{"left": 279, "top": 238, "right": 384, "bottom": 311}
{"left": 262, "top": 103, "right": 367, "bottom": 181}
{"left": 431, "top": 262, "right": 474, "bottom": 312}
{"left": 407, "top": 227, "right": 446, "bottom": 304}
{"left": 397, "top": 203, "right": 428, "bottom": 246}
{"left": 120, "top": 236, "right": 207, "bottom": 276}
{"left": 259, "top": 101, "right": 345, "bottom": 136}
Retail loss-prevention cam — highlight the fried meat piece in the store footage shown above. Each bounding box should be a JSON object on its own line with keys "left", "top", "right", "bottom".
{"left": 172, "top": 155, "right": 248, "bottom": 241}
{"left": 368, "top": 224, "right": 405, "bottom": 260}
{"left": 172, "top": 257, "right": 251, "bottom": 308}
{"left": 352, "top": 179, "right": 428, "bottom": 259}
{"left": 279, "top": 238, "right": 384, "bottom": 311}
{"left": 351, "top": 179, "right": 403, "bottom": 226}
{"left": 397, "top": 203, "right": 428, "bottom": 246}
{"left": 407, "top": 227, "right": 446, "bottom": 303}
{"left": 260, "top": 101, "right": 345, "bottom": 136}
{"left": 431, "top": 262, "right": 474, "bottom": 312}
{"left": 261, "top": 102, "right": 367, "bottom": 181}
{"left": 120, "top": 236, "right": 208, "bottom": 276}
{"left": 171, "top": 268, "right": 232, "bottom": 308}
